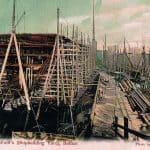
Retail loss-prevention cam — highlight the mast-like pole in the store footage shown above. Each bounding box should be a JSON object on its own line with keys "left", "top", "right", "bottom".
{"left": 60, "top": 23, "right": 63, "bottom": 36}
{"left": 92, "top": 0, "right": 96, "bottom": 69}
{"left": 57, "top": 8, "right": 60, "bottom": 106}
{"left": 72, "top": 24, "right": 75, "bottom": 40}
{"left": 12, "top": 0, "right": 16, "bottom": 33}
{"left": 92, "top": 0, "right": 95, "bottom": 41}
{"left": 67, "top": 24, "right": 69, "bottom": 38}
{"left": 103, "top": 34, "right": 107, "bottom": 67}
{"left": 104, "top": 34, "right": 107, "bottom": 50}
{"left": 124, "top": 37, "right": 126, "bottom": 52}
{"left": 57, "top": 8, "right": 60, "bottom": 35}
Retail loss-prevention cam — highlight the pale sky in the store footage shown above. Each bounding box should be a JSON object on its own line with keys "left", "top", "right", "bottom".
{"left": 0, "top": 0, "right": 150, "bottom": 49}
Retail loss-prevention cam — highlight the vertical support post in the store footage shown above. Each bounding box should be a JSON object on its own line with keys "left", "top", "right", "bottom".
{"left": 104, "top": 34, "right": 107, "bottom": 67}
{"left": 60, "top": 23, "right": 63, "bottom": 36}
{"left": 149, "top": 49, "right": 150, "bottom": 66}
{"left": 81, "top": 32, "right": 83, "bottom": 44}
{"left": 29, "top": 68, "right": 31, "bottom": 88}
{"left": 57, "top": 8, "right": 60, "bottom": 36}
{"left": 69, "top": 105, "right": 76, "bottom": 136}
{"left": 123, "top": 37, "right": 126, "bottom": 73}
{"left": 81, "top": 32, "right": 84, "bottom": 84}
{"left": 76, "top": 26, "right": 78, "bottom": 42}
{"left": 12, "top": 0, "right": 16, "bottom": 33}
{"left": 72, "top": 24, "right": 75, "bottom": 40}
{"left": 92, "top": 0, "right": 97, "bottom": 70}
{"left": 87, "top": 35, "right": 90, "bottom": 74}
{"left": 31, "top": 67, "right": 33, "bottom": 88}
{"left": 92, "top": 0, "right": 95, "bottom": 41}
{"left": 124, "top": 117, "right": 129, "bottom": 140}
{"left": 66, "top": 24, "right": 69, "bottom": 38}
{"left": 71, "top": 38, "right": 75, "bottom": 106}
{"left": 25, "top": 68, "right": 28, "bottom": 87}
{"left": 114, "top": 116, "right": 118, "bottom": 137}
{"left": 63, "top": 26, "right": 65, "bottom": 37}
{"left": 57, "top": 8, "right": 60, "bottom": 106}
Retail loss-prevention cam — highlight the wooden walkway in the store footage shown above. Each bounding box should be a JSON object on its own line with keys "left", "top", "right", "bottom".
{"left": 91, "top": 72, "right": 143, "bottom": 139}
{"left": 91, "top": 73, "right": 116, "bottom": 138}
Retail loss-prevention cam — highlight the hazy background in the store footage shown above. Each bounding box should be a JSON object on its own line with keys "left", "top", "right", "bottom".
{"left": 0, "top": 0, "right": 150, "bottom": 49}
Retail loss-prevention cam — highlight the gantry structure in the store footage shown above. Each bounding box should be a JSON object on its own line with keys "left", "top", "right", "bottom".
{"left": 0, "top": 32, "right": 95, "bottom": 108}
{"left": 0, "top": 0, "right": 97, "bottom": 114}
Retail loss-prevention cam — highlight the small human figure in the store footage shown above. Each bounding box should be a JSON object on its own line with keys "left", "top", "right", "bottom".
{"left": 97, "top": 88, "right": 104, "bottom": 103}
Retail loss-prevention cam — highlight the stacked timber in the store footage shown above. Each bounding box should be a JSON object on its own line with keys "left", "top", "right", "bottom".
{"left": 119, "top": 78, "right": 150, "bottom": 127}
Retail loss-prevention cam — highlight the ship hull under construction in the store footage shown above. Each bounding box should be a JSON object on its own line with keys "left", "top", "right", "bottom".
{"left": 0, "top": 33, "right": 97, "bottom": 138}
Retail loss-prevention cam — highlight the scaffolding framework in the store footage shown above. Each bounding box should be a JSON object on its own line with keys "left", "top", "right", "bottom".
{"left": 0, "top": 33, "right": 94, "bottom": 108}
{"left": 0, "top": 0, "right": 97, "bottom": 110}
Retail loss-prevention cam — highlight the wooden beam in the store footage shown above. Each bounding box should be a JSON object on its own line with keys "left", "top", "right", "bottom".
{"left": 14, "top": 33, "right": 31, "bottom": 111}
{"left": 0, "top": 34, "right": 13, "bottom": 84}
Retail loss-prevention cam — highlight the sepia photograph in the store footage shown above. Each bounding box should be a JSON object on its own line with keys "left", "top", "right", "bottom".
{"left": 0, "top": 0, "right": 149, "bottom": 149}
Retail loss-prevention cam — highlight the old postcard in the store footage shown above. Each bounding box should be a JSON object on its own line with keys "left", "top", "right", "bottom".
{"left": 0, "top": 0, "right": 149, "bottom": 149}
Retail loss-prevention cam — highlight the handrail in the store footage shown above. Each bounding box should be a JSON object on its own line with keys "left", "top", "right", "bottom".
{"left": 112, "top": 116, "right": 150, "bottom": 140}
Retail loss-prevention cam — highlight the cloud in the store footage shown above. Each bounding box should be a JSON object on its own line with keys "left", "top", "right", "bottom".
{"left": 94, "top": 1, "right": 150, "bottom": 49}
{"left": 0, "top": 0, "right": 149, "bottom": 50}
{"left": 142, "top": 11, "right": 150, "bottom": 17}
{"left": 123, "top": 22, "right": 141, "bottom": 28}
{"left": 60, "top": 15, "right": 89, "bottom": 25}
